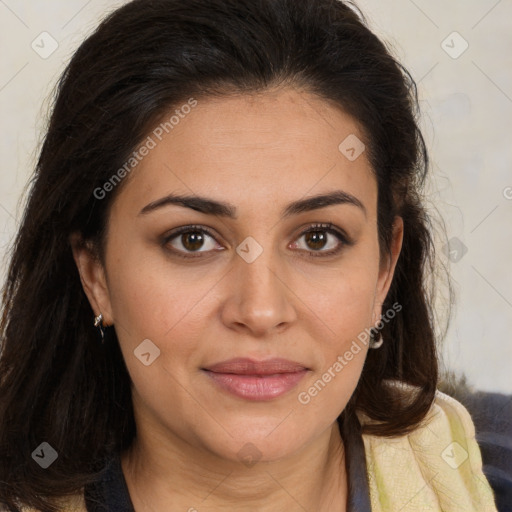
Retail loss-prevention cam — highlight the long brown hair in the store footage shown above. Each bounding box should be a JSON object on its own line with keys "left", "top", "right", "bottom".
{"left": 0, "top": 0, "right": 442, "bottom": 509}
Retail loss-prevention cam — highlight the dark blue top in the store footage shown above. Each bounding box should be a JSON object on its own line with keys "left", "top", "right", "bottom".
{"left": 83, "top": 391, "right": 512, "bottom": 511}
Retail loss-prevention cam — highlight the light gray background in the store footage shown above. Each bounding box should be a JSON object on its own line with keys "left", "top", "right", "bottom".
{"left": 1, "top": 0, "right": 511, "bottom": 393}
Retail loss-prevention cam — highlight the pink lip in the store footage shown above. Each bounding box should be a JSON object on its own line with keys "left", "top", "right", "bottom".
{"left": 203, "top": 358, "right": 309, "bottom": 401}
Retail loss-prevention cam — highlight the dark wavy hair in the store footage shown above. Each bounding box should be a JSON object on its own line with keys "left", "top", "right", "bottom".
{"left": 0, "top": 0, "right": 442, "bottom": 509}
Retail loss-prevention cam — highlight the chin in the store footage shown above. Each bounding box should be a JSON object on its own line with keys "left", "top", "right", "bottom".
{"left": 198, "top": 416, "right": 313, "bottom": 465}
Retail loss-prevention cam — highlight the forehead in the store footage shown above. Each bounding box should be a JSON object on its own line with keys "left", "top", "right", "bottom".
{"left": 111, "top": 87, "right": 376, "bottom": 218}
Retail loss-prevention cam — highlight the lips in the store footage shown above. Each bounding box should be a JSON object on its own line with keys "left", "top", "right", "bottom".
{"left": 202, "top": 358, "right": 309, "bottom": 401}
{"left": 205, "top": 357, "right": 308, "bottom": 375}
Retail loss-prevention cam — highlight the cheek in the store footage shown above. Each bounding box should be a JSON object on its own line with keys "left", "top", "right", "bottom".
{"left": 298, "top": 252, "right": 379, "bottom": 394}
{"left": 310, "top": 255, "right": 380, "bottom": 342}
{"left": 105, "top": 233, "right": 205, "bottom": 337}
{"left": 105, "top": 242, "right": 225, "bottom": 391}
{"left": 295, "top": 272, "right": 374, "bottom": 416}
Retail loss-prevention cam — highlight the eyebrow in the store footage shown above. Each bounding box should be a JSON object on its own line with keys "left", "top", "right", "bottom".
{"left": 138, "top": 190, "right": 366, "bottom": 219}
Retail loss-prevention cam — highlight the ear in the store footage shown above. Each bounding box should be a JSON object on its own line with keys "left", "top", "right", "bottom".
{"left": 373, "top": 216, "right": 404, "bottom": 323}
{"left": 69, "top": 232, "right": 114, "bottom": 325}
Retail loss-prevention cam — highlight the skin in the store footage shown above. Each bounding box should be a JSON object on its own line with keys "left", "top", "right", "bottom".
{"left": 72, "top": 86, "right": 403, "bottom": 511}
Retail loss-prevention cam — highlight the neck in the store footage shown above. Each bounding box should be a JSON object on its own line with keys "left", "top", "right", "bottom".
{"left": 121, "top": 420, "right": 347, "bottom": 511}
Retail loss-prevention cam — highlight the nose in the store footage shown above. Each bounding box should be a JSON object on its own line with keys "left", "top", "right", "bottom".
{"left": 220, "top": 242, "right": 297, "bottom": 337}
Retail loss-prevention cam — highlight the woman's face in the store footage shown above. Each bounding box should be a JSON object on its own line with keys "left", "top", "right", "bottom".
{"left": 75, "top": 87, "right": 402, "bottom": 463}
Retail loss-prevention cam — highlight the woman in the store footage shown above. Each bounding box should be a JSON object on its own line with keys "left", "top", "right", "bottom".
{"left": 0, "top": 0, "right": 499, "bottom": 510}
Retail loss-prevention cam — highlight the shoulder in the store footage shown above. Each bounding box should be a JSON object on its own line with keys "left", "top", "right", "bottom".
{"left": 415, "top": 388, "right": 479, "bottom": 441}
{"left": 357, "top": 387, "right": 499, "bottom": 512}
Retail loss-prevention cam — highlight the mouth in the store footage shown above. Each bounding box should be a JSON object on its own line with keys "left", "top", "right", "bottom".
{"left": 201, "top": 358, "right": 310, "bottom": 401}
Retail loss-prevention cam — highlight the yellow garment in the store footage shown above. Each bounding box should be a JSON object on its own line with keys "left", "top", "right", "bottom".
{"left": 358, "top": 389, "right": 498, "bottom": 511}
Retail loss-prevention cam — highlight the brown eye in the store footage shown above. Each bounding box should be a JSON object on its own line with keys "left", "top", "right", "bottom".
{"left": 181, "top": 231, "right": 206, "bottom": 251}
{"left": 163, "top": 225, "right": 221, "bottom": 258}
{"left": 291, "top": 223, "right": 350, "bottom": 257}
{"left": 304, "top": 230, "right": 329, "bottom": 251}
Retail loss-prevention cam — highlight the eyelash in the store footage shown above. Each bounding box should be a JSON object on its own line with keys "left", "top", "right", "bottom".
{"left": 162, "top": 222, "right": 351, "bottom": 259}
